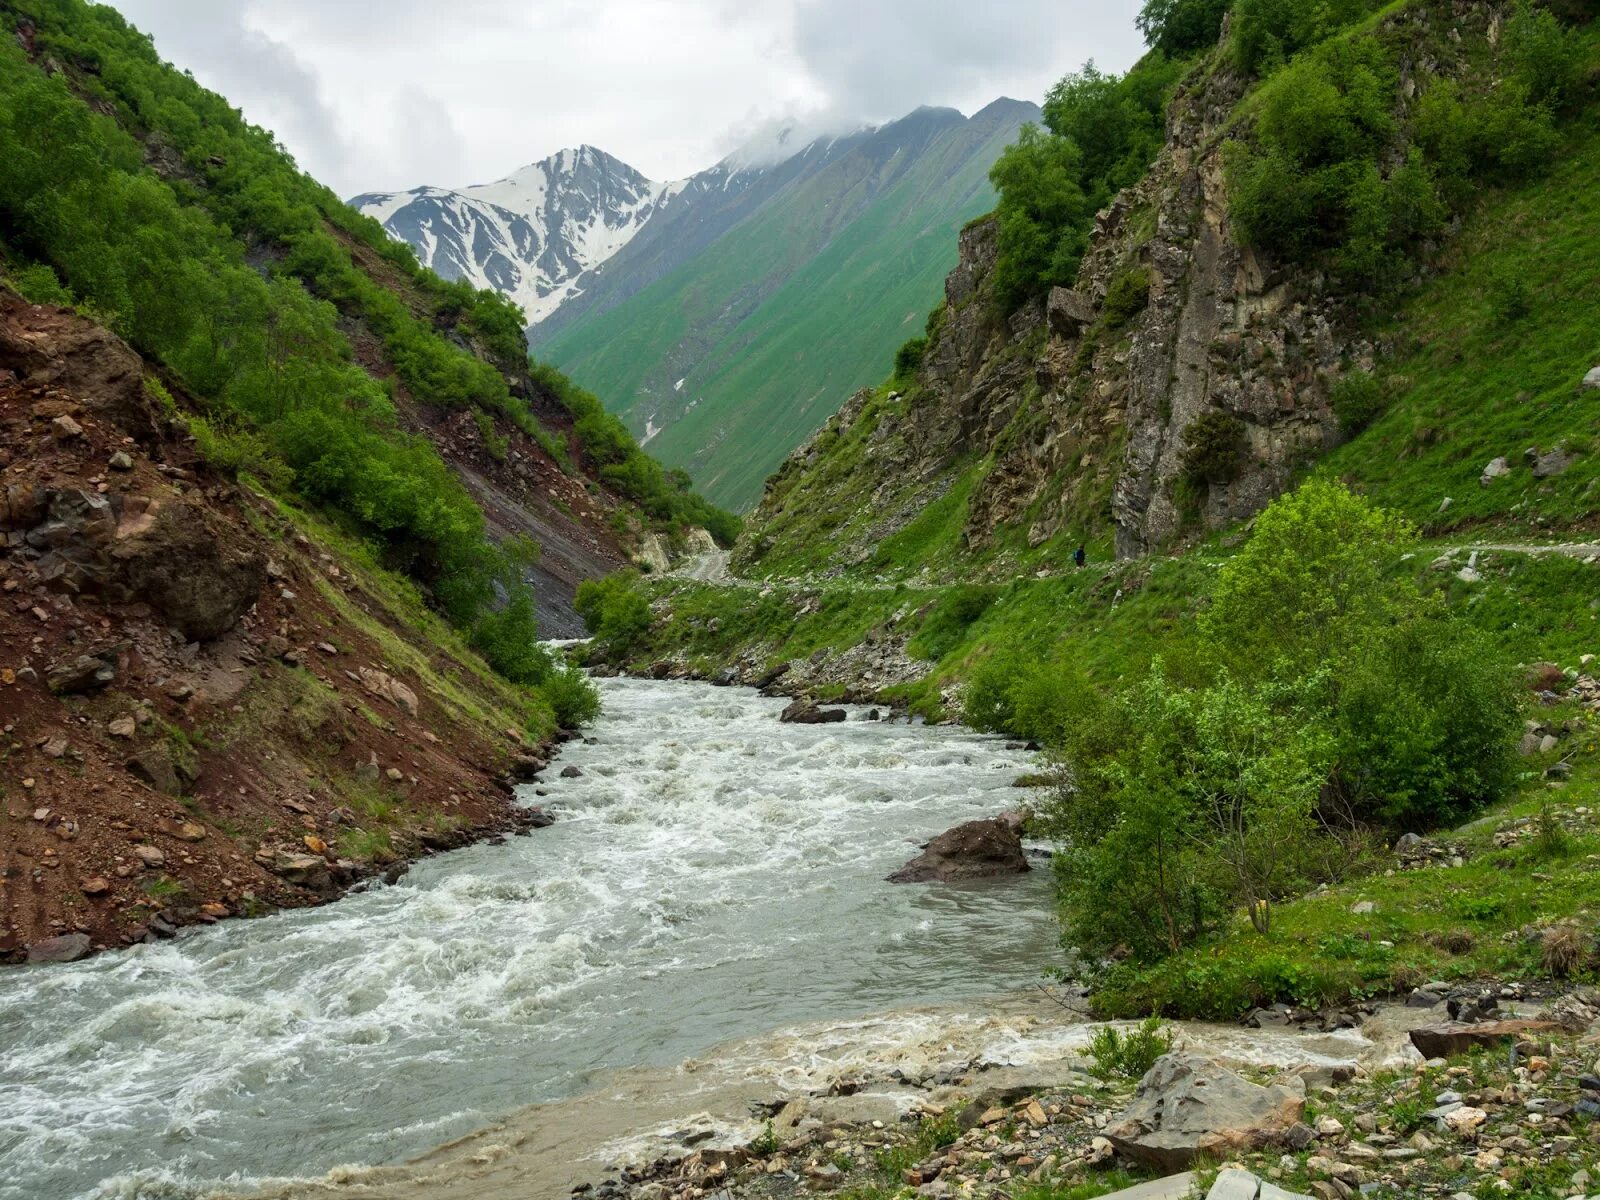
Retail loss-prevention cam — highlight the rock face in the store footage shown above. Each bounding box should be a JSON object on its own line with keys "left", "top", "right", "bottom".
{"left": 3, "top": 484, "right": 263, "bottom": 641}
{"left": 1105, "top": 1054, "right": 1306, "bottom": 1170}
{"left": 741, "top": 5, "right": 1515, "bottom": 571}
{"left": 887, "top": 816, "right": 1029, "bottom": 883}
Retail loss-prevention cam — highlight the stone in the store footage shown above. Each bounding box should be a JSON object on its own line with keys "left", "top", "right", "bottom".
{"left": 1582, "top": 365, "right": 1600, "bottom": 391}
{"left": 126, "top": 747, "right": 185, "bottom": 796}
{"left": 1455, "top": 566, "right": 1481, "bottom": 584}
{"left": 107, "top": 716, "right": 136, "bottom": 739}
{"left": 780, "top": 699, "right": 847, "bottom": 724}
{"left": 80, "top": 876, "right": 111, "bottom": 896}
{"left": 1105, "top": 1054, "right": 1305, "bottom": 1170}
{"left": 1530, "top": 446, "right": 1575, "bottom": 479}
{"left": 1046, "top": 287, "right": 1097, "bottom": 337}
{"left": 561, "top": 765, "right": 584, "bottom": 778}
{"left": 108, "top": 450, "right": 133, "bottom": 471}
{"left": 132, "top": 845, "right": 165, "bottom": 867}
{"left": 46, "top": 649, "right": 117, "bottom": 694}
{"left": 270, "top": 850, "right": 332, "bottom": 888}
{"left": 1480, "top": 456, "right": 1510, "bottom": 486}
{"left": 26, "top": 932, "right": 92, "bottom": 963}
{"left": 1207, "top": 1169, "right": 1262, "bottom": 1200}
{"left": 50, "top": 414, "right": 83, "bottom": 440}
{"left": 358, "top": 666, "right": 420, "bottom": 717}
{"left": 888, "top": 816, "right": 1030, "bottom": 883}
{"left": 1393, "top": 832, "right": 1424, "bottom": 852}
{"left": 1409, "top": 1019, "right": 1563, "bottom": 1060}
{"left": 1350, "top": 901, "right": 1375, "bottom": 914}
{"left": 384, "top": 767, "right": 404, "bottom": 782}
{"left": 1442, "top": 1106, "right": 1487, "bottom": 1137}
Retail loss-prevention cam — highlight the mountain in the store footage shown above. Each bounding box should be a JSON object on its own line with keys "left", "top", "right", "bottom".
{"left": 350, "top": 146, "right": 680, "bottom": 326}
{"left": 355, "top": 100, "right": 1038, "bottom": 510}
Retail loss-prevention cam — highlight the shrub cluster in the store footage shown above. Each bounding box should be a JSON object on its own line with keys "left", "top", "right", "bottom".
{"left": 968, "top": 482, "right": 1521, "bottom": 966}
{"left": 1228, "top": 4, "right": 1584, "bottom": 290}
{"left": 575, "top": 575, "right": 654, "bottom": 658}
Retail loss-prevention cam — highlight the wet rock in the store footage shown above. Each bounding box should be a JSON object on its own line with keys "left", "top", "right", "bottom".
{"left": 1409, "top": 1019, "right": 1563, "bottom": 1059}
{"left": 1105, "top": 1054, "right": 1306, "bottom": 1170}
{"left": 888, "top": 817, "right": 1029, "bottom": 883}
{"left": 561, "top": 765, "right": 584, "bottom": 778}
{"left": 269, "top": 850, "right": 332, "bottom": 889}
{"left": 780, "top": 699, "right": 847, "bottom": 724}
{"left": 26, "top": 932, "right": 92, "bottom": 963}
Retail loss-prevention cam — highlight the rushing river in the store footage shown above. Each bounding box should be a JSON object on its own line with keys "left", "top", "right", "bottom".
{"left": 0, "top": 678, "right": 1057, "bottom": 1200}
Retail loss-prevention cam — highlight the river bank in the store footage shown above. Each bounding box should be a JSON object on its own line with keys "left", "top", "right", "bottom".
{"left": 0, "top": 677, "right": 1054, "bottom": 1200}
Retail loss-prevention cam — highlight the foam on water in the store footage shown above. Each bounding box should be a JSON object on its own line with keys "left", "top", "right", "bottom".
{"left": 0, "top": 678, "right": 1054, "bottom": 1200}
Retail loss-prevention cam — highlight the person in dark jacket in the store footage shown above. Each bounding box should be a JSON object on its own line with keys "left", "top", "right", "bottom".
{"left": 1073, "top": 544, "right": 1086, "bottom": 569}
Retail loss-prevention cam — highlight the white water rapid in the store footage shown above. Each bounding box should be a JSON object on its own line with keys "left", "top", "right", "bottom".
{"left": 0, "top": 678, "right": 1057, "bottom": 1200}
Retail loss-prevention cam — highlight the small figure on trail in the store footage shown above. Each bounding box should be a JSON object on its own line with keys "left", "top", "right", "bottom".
{"left": 1073, "top": 544, "right": 1086, "bottom": 569}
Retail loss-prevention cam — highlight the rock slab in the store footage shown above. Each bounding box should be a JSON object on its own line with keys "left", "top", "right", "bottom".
{"left": 1409, "top": 1019, "right": 1563, "bottom": 1060}
{"left": 1105, "top": 1054, "right": 1306, "bottom": 1171}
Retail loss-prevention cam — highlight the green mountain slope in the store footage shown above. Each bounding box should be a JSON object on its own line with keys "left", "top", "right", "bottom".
{"left": 535, "top": 101, "right": 1036, "bottom": 510}
{"left": 0, "top": 0, "right": 732, "bottom": 655}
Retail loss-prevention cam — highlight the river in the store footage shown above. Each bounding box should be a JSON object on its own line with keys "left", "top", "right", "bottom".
{"left": 0, "top": 678, "right": 1060, "bottom": 1200}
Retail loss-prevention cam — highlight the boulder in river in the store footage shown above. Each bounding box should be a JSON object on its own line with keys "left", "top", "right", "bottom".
{"left": 1104, "top": 1054, "right": 1306, "bottom": 1170}
{"left": 780, "top": 699, "right": 846, "bottom": 724}
{"left": 887, "top": 816, "right": 1029, "bottom": 883}
{"left": 26, "top": 932, "right": 93, "bottom": 964}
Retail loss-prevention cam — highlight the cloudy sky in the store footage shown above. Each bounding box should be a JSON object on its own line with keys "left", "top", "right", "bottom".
{"left": 107, "top": 0, "right": 1146, "bottom": 196}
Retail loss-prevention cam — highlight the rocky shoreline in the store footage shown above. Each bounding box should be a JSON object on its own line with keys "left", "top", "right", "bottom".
{"left": 579, "top": 988, "right": 1600, "bottom": 1200}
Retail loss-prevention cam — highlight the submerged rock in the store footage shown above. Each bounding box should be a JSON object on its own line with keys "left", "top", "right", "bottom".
{"left": 887, "top": 816, "right": 1029, "bottom": 883}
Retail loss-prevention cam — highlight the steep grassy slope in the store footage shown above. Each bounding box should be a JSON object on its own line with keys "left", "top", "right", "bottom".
{"left": 536, "top": 102, "right": 1036, "bottom": 510}
{"left": 0, "top": 0, "right": 732, "bottom": 649}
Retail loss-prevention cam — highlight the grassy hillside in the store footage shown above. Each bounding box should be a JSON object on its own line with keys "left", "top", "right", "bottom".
{"left": 537, "top": 105, "right": 1031, "bottom": 510}
{"left": 0, "top": 0, "right": 732, "bottom": 689}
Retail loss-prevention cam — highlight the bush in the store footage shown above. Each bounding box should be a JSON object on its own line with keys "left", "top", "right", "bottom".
{"left": 894, "top": 336, "right": 928, "bottom": 379}
{"left": 1136, "top": 0, "right": 1230, "bottom": 55}
{"left": 1102, "top": 267, "right": 1151, "bottom": 327}
{"left": 10, "top": 262, "right": 74, "bottom": 305}
{"left": 1330, "top": 370, "right": 1386, "bottom": 435}
{"left": 544, "top": 665, "right": 601, "bottom": 728}
{"left": 575, "top": 574, "right": 653, "bottom": 657}
{"left": 1086, "top": 1016, "right": 1174, "bottom": 1080}
{"left": 1180, "top": 410, "right": 1247, "bottom": 486}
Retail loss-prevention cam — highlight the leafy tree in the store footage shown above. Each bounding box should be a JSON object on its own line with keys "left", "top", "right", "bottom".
{"left": 1136, "top": 0, "right": 1231, "bottom": 55}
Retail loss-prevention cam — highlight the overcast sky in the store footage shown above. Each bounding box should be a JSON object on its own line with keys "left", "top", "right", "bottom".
{"left": 107, "top": 1, "right": 1147, "bottom": 197}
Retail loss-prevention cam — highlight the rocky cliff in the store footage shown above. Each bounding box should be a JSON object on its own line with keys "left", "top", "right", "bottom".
{"left": 738, "top": 8, "right": 1522, "bottom": 574}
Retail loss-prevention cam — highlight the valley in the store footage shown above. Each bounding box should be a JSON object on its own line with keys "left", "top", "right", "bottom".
{"left": 5, "top": 1, "right": 1600, "bottom": 1200}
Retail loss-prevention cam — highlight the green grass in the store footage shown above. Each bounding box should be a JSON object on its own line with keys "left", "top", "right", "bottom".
{"left": 1315, "top": 117, "right": 1600, "bottom": 535}
{"left": 1092, "top": 728, "right": 1600, "bottom": 1019}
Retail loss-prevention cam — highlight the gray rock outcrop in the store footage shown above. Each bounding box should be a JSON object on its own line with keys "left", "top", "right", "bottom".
{"left": 1104, "top": 1054, "right": 1306, "bottom": 1170}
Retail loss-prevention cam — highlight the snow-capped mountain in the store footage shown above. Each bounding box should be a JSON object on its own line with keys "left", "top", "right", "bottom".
{"left": 350, "top": 145, "right": 682, "bottom": 325}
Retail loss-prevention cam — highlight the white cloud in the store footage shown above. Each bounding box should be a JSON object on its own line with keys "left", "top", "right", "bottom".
{"left": 104, "top": 0, "right": 1145, "bottom": 195}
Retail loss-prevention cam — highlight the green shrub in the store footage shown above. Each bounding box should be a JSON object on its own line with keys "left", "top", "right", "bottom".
{"left": 10, "top": 262, "right": 73, "bottom": 305}
{"left": 1086, "top": 1016, "right": 1174, "bottom": 1080}
{"left": 1136, "top": 0, "right": 1230, "bottom": 55}
{"left": 1102, "top": 267, "right": 1150, "bottom": 326}
{"left": 576, "top": 574, "right": 653, "bottom": 657}
{"left": 894, "top": 336, "right": 928, "bottom": 379}
{"left": 470, "top": 592, "right": 551, "bottom": 685}
{"left": 544, "top": 665, "right": 601, "bottom": 728}
{"left": 1487, "top": 267, "right": 1534, "bottom": 323}
{"left": 1330, "top": 370, "right": 1386, "bottom": 435}
{"left": 1180, "top": 410, "right": 1247, "bottom": 486}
